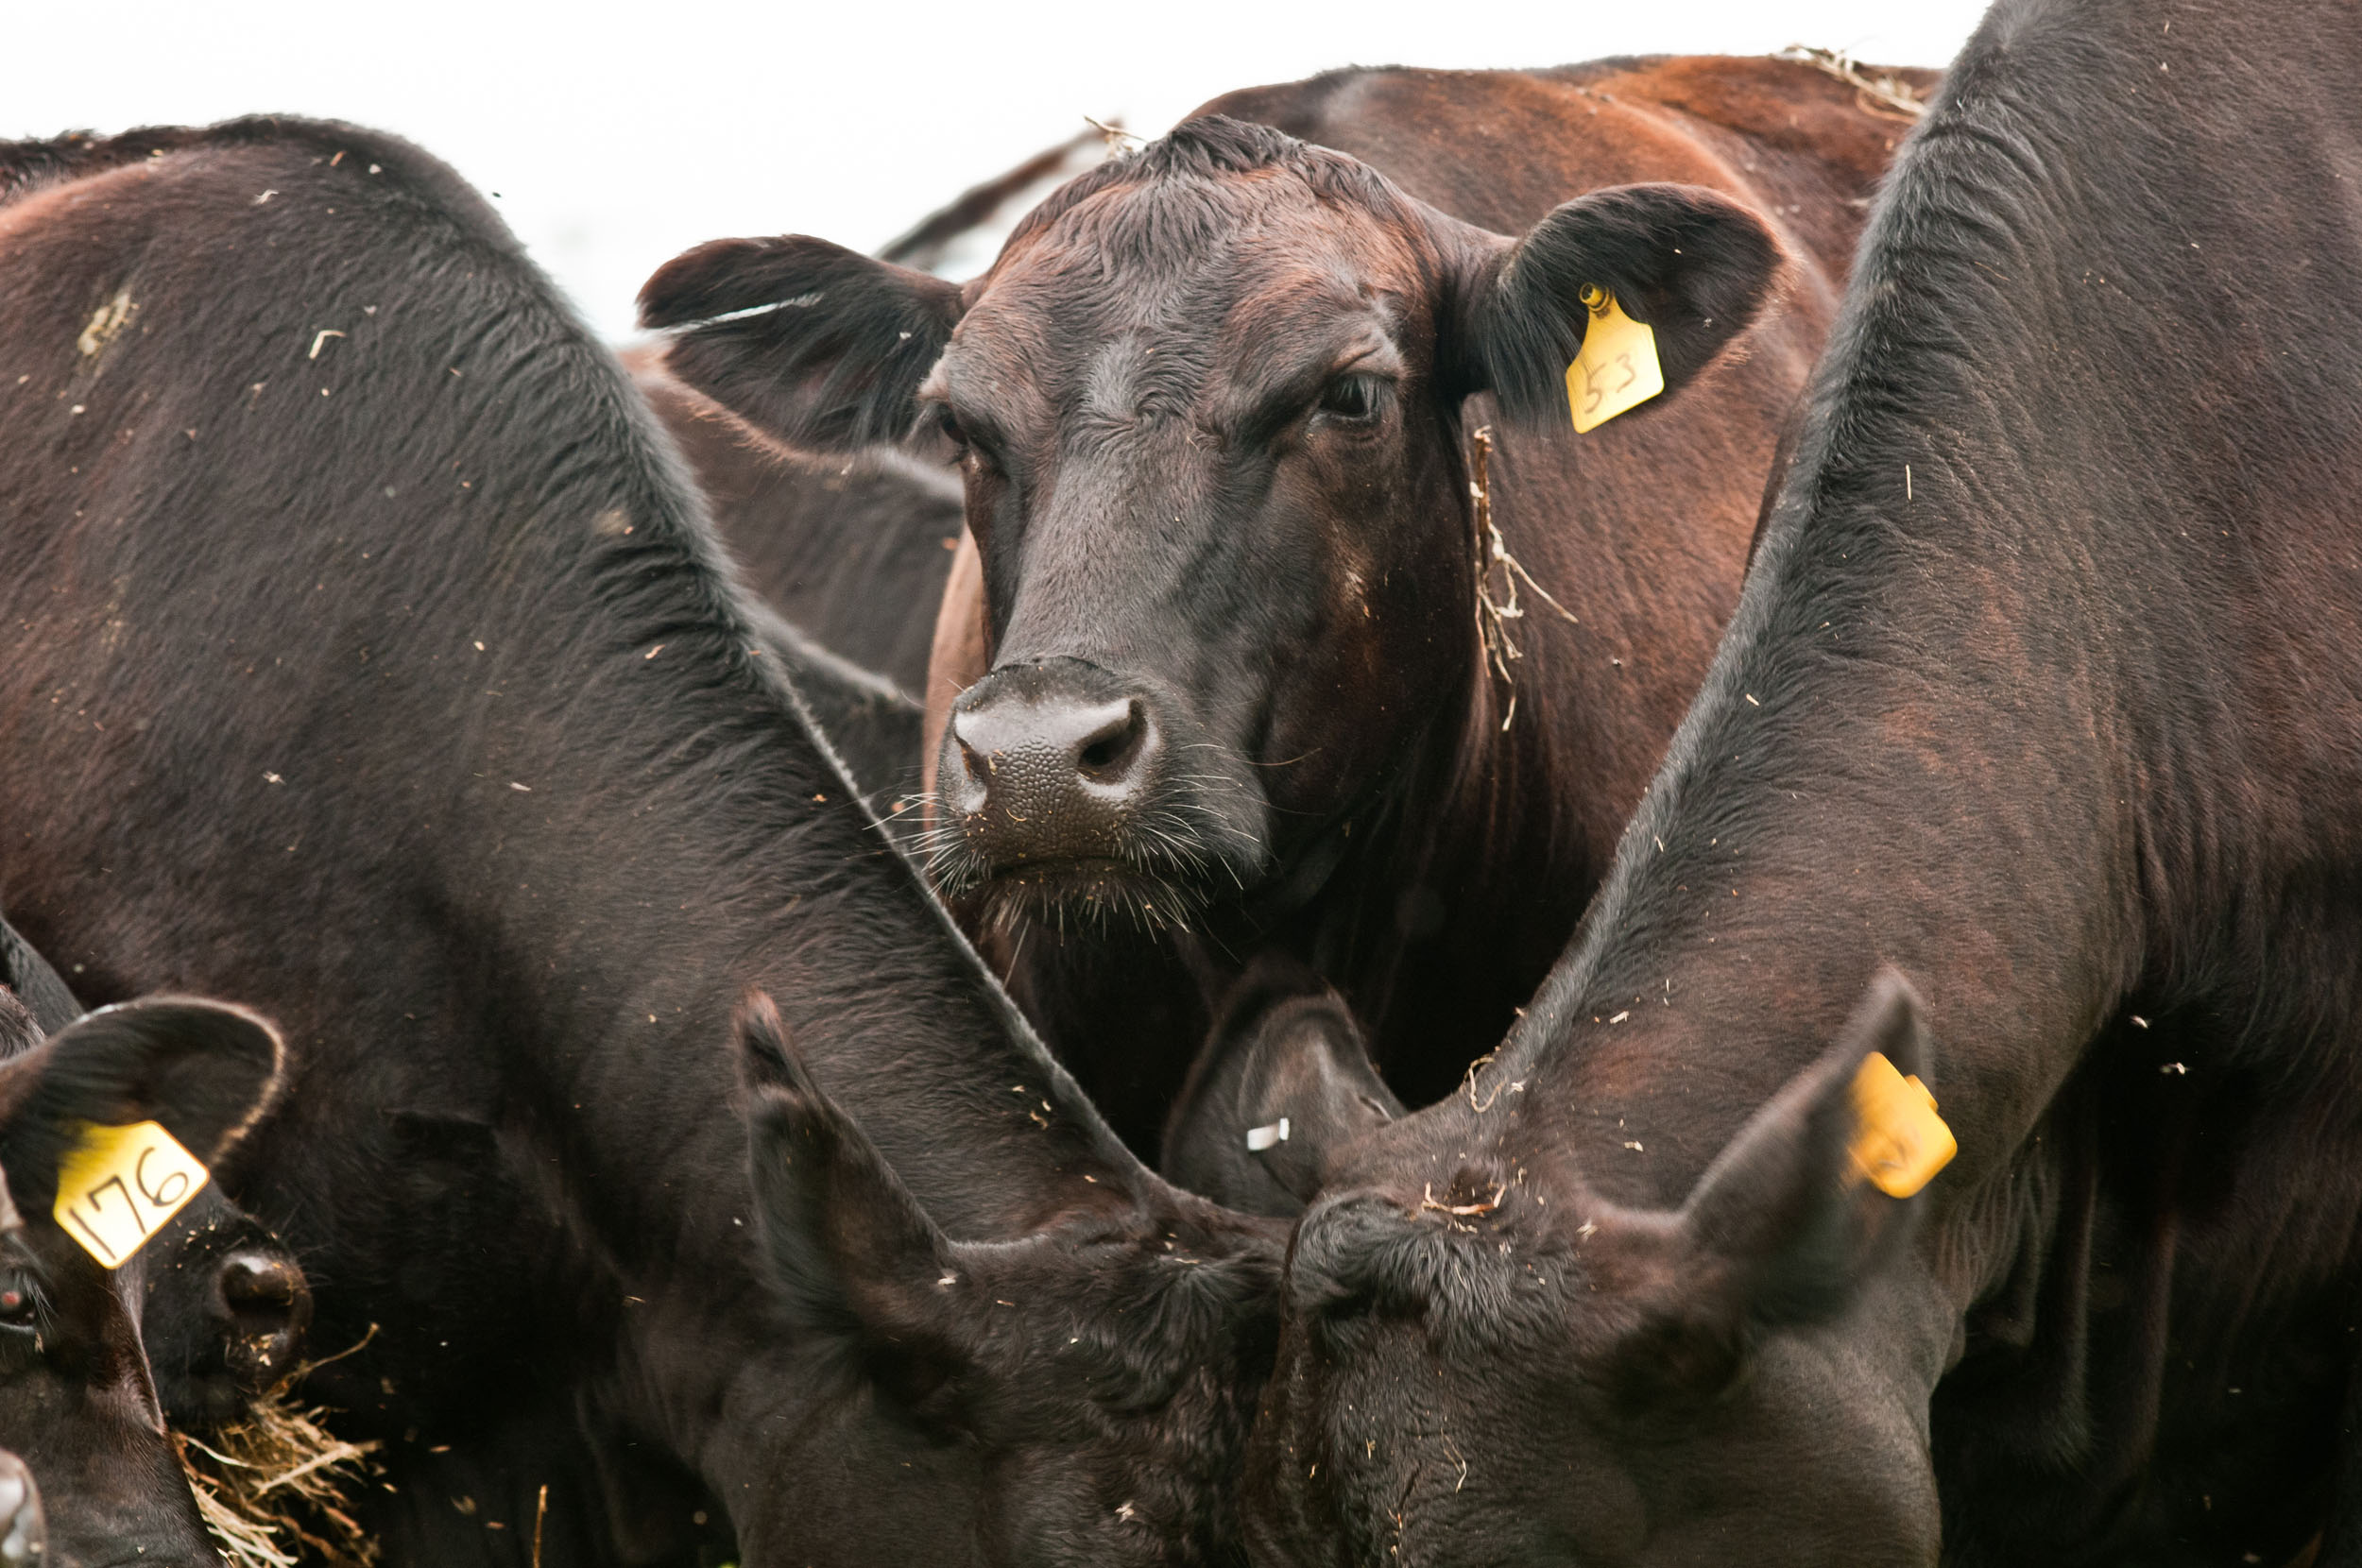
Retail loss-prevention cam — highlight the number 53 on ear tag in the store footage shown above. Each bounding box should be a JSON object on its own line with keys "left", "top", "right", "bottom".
{"left": 52, "top": 1121, "right": 210, "bottom": 1269}
{"left": 1566, "top": 285, "right": 1665, "bottom": 434}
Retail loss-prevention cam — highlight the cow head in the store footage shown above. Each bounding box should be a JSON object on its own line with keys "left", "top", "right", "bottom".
{"left": 1246, "top": 974, "right": 1945, "bottom": 1567}
{"left": 0, "top": 993, "right": 287, "bottom": 1565}
{"left": 729, "top": 993, "right": 1283, "bottom": 1566}
{"left": 642, "top": 117, "right": 1782, "bottom": 931}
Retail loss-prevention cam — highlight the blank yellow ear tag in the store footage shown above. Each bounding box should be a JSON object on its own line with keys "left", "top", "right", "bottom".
{"left": 1565, "top": 285, "right": 1666, "bottom": 433}
{"left": 1849, "top": 1053, "right": 1956, "bottom": 1199}
{"left": 51, "top": 1121, "right": 210, "bottom": 1269}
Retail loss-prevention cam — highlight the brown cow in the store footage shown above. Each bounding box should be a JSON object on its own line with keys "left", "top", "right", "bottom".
{"left": 643, "top": 57, "right": 1933, "bottom": 1149}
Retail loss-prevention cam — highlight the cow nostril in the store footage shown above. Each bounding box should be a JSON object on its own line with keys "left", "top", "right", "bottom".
{"left": 1077, "top": 701, "right": 1149, "bottom": 780}
{"left": 221, "top": 1253, "right": 303, "bottom": 1313}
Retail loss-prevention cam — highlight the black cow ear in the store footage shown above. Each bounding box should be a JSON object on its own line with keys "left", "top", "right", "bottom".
{"left": 1649, "top": 971, "right": 1936, "bottom": 1353}
{"left": 734, "top": 993, "right": 974, "bottom": 1401}
{"left": 1446, "top": 183, "right": 1783, "bottom": 429}
{"left": 640, "top": 235, "right": 965, "bottom": 452}
{"left": 1163, "top": 964, "right": 1401, "bottom": 1217}
{"left": 1579, "top": 974, "right": 1936, "bottom": 1409}
{"left": 0, "top": 998, "right": 285, "bottom": 1214}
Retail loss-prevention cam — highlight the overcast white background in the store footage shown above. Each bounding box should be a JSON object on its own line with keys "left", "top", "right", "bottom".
{"left": 7, "top": 1, "right": 1990, "bottom": 339}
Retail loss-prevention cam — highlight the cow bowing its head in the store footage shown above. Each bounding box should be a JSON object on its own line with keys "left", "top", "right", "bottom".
{"left": 1247, "top": 974, "right": 1947, "bottom": 1568}
{"left": 728, "top": 993, "right": 1284, "bottom": 1566}
{"left": 643, "top": 118, "right": 1781, "bottom": 927}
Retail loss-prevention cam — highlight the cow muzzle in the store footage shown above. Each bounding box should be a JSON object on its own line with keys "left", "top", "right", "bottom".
{"left": 933, "top": 657, "right": 1263, "bottom": 918}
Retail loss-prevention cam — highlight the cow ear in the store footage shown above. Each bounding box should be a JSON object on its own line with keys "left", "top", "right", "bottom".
{"left": 1163, "top": 965, "right": 1401, "bottom": 1216}
{"left": 1601, "top": 972, "right": 1936, "bottom": 1404}
{"left": 639, "top": 235, "right": 965, "bottom": 452}
{"left": 734, "top": 993, "right": 975, "bottom": 1402}
{"left": 0, "top": 998, "right": 285, "bottom": 1214}
{"left": 1446, "top": 183, "right": 1783, "bottom": 429}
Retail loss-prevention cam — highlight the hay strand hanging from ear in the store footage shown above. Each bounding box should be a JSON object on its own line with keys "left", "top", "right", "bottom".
{"left": 1469, "top": 425, "right": 1579, "bottom": 731}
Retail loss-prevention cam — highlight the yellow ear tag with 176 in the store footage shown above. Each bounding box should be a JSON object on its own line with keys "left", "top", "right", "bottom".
{"left": 1566, "top": 284, "right": 1666, "bottom": 434}
{"left": 1849, "top": 1052, "right": 1956, "bottom": 1199}
{"left": 52, "top": 1121, "right": 210, "bottom": 1269}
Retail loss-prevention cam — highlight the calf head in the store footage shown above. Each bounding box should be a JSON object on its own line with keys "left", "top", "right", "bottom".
{"left": 0, "top": 994, "right": 287, "bottom": 1566}
{"left": 644, "top": 118, "right": 1782, "bottom": 931}
{"left": 729, "top": 993, "right": 1284, "bottom": 1566}
{"left": 1161, "top": 956, "right": 1401, "bottom": 1217}
{"left": 1249, "top": 974, "right": 1945, "bottom": 1568}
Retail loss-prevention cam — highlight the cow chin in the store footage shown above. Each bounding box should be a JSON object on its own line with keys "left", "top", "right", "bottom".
{"left": 939, "top": 845, "right": 1235, "bottom": 941}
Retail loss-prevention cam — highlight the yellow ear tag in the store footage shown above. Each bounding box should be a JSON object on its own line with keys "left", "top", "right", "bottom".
{"left": 1848, "top": 1052, "right": 1956, "bottom": 1199}
{"left": 1565, "top": 284, "right": 1666, "bottom": 433}
{"left": 51, "top": 1121, "right": 210, "bottom": 1270}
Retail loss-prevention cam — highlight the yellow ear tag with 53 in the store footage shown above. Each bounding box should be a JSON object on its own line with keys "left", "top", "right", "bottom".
{"left": 1565, "top": 284, "right": 1665, "bottom": 433}
{"left": 52, "top": 1121, "right": 210, "bottom": 1269}
{"left": 1849, "top": 1052, "right": 1956, "bottom": 1199}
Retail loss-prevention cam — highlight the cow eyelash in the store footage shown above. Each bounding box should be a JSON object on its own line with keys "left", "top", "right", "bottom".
{"left": 0, "top": 1272, "right": 45, "bottom": 1356}
{"left": 933, "top": 406, "right": 1003, "bottom": 472}
{"left": 1316, "top": 373, "right": 1388, "bottom": 424}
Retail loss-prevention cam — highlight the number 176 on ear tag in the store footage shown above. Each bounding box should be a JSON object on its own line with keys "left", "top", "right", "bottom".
{"left": 52, "top": 1121, "right": 210, "bottom": 1269}
{"left": 1566, "top": 285, "right": 1665, "bottom": 434}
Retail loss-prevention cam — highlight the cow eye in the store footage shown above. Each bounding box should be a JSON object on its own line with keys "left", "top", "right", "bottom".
{"left": 0, "top": 1275, "right": 39, "bottom": 1332}
{"left": 935, "top": 405, "right": 1004, "bottom": 475}
{"left": 1317, "top": 373, "right": 1385, "bottom": 424}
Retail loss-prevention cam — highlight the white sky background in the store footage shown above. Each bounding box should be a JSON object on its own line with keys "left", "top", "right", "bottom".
{"left": 7, "top": 0, "right": 1991, "bottom": 340}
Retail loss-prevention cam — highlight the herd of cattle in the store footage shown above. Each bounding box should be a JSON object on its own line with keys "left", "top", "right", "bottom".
{"left": 5, "top": 0, "right": 2361, "bottom": 1562}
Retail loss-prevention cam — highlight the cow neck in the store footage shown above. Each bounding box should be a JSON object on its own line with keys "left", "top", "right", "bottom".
{"left": 440, "top": 476, "right": 1162, "bottom": 1261}
{"left": 1485, "top": 498, "right": 2147, "bottom": 1221}
{"left": 1444, "top": 313, "right": 2156, "bottom": 1238}
{"left": 1451, "top": 20, "right": 2362, "bottom": 1273}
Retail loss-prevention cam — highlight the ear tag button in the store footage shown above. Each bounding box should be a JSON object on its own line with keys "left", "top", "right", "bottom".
{"left": 1566, "top": 285, "right": 1665, "bottom": 434}
{"left": 1245, "top": 1117, "right": 1292, "bottom": 1152}
{"left": 1849, "top": 1052, "right": 1956, "bottom": 1199}
{"left": 52, "top": 1121, "right": 210, "bottom": 1270}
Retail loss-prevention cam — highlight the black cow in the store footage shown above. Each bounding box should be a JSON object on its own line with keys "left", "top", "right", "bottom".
{"left": 1244, "top": 2, "right": 2362, "bottom": 1564}
{"left": 642, "top": 58, "right": 1933, "bottom": 1150}
{"left": 0, "top": 988, "right": 287, "bottom": 1565}
{"left": 0, "top": 118, "right": 1279, "bottom": 1566}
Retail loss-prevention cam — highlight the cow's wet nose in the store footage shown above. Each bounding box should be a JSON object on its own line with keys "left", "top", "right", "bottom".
{"left": 946, "top": 664, "right": 1165, "bottom": 863}
{"left": 218, "top": 1249, "right": 313, "bottom": 1390}
{"left": 0, "top": 1452, "right": 43, "bottom": 1568}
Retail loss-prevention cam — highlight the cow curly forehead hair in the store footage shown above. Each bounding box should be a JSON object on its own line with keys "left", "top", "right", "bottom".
{"left": 995, "top": 115, "right": 1416, "bottom": 260}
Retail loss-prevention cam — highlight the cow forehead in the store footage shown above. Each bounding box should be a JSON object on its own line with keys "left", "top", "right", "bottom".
{"left": 949, "top": 176, "right": 1429, "bottom": 400}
